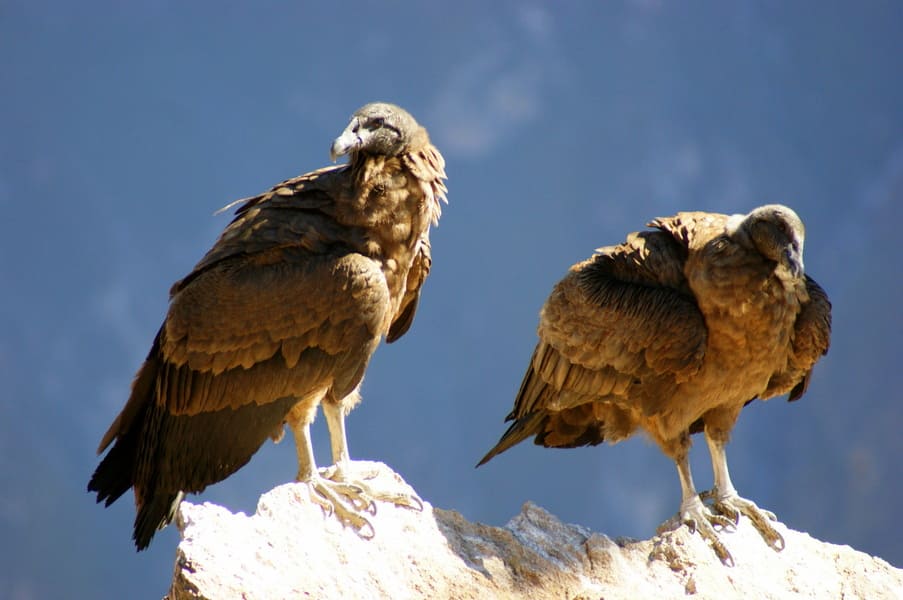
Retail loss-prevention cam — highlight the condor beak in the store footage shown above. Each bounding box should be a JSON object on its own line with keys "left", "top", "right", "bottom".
{"left": 330, "top": 118, "right": 361, "bottom": 162}
{"left": 784, "top": 246, "right": 804, "bottom": 278}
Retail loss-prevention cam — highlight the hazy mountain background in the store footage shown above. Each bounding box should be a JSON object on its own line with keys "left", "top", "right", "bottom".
{"left": 1, "top": 2, "right": 901, "bottom": 598}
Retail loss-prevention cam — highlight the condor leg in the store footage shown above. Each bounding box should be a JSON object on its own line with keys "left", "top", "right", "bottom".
{"left": 704, "top": 432, "right": 785, "bottom": 552}
{"left": 657, "top": 433, "right": 736, "bottom": 565}
{"left": 321, "top": 394, "right": 423, "bottom": 516}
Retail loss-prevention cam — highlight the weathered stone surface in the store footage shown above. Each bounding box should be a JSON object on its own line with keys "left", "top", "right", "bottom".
{"left": 167, "top": 461, "right": 902, "bottom": 600}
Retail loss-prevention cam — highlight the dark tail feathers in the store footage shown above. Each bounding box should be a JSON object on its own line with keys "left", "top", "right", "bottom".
{"left": 88, "top": 423, "right": 182, "bottom": 551}
{"left": 476, "top": 412, "right": 547, "bottom": 467}
{"left": 133, "top": 490, "right": 184, "bottom": 551}
{"left": 88, "top": 431, "right": 136, "bottom": 508}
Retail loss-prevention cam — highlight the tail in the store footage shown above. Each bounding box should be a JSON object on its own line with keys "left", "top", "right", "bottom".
{"left": 88, "top": 401, "right": 184, "bottom": 551}
{"left": 87, "top": 351, "right": 159, "bottom": 507}
{"left": 476, "top": 412, "right": 547, "bottom": 467}
{"left": 134, "top": 490, "right": 184, "bottom": 551}
{"left": 88, "top": 333, "right": 167, "bottom": 550}
{"left": 89, "top": 398, "right": 185, "bottom": 550}
{"left": 88, "top": 428, "right": 139, "bottom": 507}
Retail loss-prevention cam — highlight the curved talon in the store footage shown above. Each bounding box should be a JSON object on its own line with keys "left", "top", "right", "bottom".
{"left": 684, "top": 516, "right": 697, "bottom": 534}
{"left": 303, "top": 477, "right": 377, "bottom": 536}
{"left": 331, "top": 482, "right": 371, "bottom": 512}
{"left": 699, "top": 489, "right": 739, "bottom": 525}
{"left": 371, "top": 489, "right": 423, "bottom": 512}
{"left": 713, "top": 501, "right": 741, "bottom": 525}
{"left": 685, "top": 507, "right": 735, "bottom": 532}
{"left": 713, "top": 513, "right": 736, "bottom": 531}
{"left": 686, "top": 515, "right": 735, "bottom": 566}
{"left": 766, "top": 529, "right": 786, "bottom": 552}
{"left": 356, "top": 521, "right": 375, "bottom": 540}
{"left": 331, "top": 501, "right": 372, "bottom": 534}
{"left": 714, "top": 542, "right": 735, "bottom": 567}
{"left": 327, "top": 461, "right": 424, "bottom": 513}
{"left": 302, "top": 461, "right": 424, "bottom": 539}
{"left": 713, "top": 493, "right": 785, "bottom": 552}
{"left": 665, "top": 496, "right": 737, "bottom": 565}
{"left": 308, "top": 488, "right": 335, "bottom": 517}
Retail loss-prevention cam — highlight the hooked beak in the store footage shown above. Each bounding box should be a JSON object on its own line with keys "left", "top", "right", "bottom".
{"left": 784, "top": 246, "right": 804, "bottom": 278}
{"left": 330, "top": 118, "right": 361, "bottom": 162}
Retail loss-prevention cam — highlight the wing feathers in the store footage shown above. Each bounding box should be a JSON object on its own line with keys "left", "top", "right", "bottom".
{"left": 503, "top": 236, "right": 706, "bottom": 426}
{"left": 387, "top": 236, "right": 432, "bottom": 343}
{"left": 764, "top": 275, "right": 832, "bottom": 401}
{"left": 483, "top": 223, "right": 708, "bottom": 462}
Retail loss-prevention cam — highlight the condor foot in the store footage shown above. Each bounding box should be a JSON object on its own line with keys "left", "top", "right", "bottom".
{"left": 321, "top": 461, "right": 423, "bottom": 512}
{"left": 302, "top": 461, "right": 423, "bottom": 538}
{"left": 702, "top": 489, "right": 785, "bottom": 552}
{"left": 303, "top": 475, "right": 378, "bottom": 538}
{"left": 659, "top": 494, "right": 737, "bottom": 566}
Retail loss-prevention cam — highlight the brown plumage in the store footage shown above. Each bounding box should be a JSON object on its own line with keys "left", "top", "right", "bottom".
{"left": 479, "top": 204, "right": 831, "bottom": 564}
{"left": 88, "top": 102, "right": 447, "bottom": 550}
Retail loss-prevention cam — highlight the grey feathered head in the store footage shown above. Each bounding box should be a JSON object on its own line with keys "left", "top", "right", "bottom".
{"left": 729, "top": 204, "right": 806, "bottom": 277}
{"left": 330, "top": 102, "right": 425, "bottom": 162}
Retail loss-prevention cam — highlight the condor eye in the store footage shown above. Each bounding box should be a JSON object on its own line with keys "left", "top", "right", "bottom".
{"left": 367, "top": 117, "right": 385, "bottom": 129}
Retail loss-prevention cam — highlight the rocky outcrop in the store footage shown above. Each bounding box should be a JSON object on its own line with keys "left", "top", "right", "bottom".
{"left": 167, "top": 461, "right": 901, "bottom": 599}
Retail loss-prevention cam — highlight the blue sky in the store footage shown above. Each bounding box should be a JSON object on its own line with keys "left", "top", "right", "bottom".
{"left": 2, "top": 2, "right": 901, "bottom": 598}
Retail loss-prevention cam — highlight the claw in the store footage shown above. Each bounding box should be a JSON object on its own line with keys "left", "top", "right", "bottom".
{"left": 333, "top": 481, "right": 374, "bottom": 512}
{"left": 307, "top": 485, "right": 335, "bottom": 517}
{"left": 712, "top": 493, "right": 785, "bottom": 552}
{"left": 300, "top": 461, "right": 424, "bottom": 538}
{"left": 661, "top": 495, "right": 736, "bottom": 565}
{"left": 304, "top": 476, "right": 377, "bottom": 536}
{"left": 712, "top": 498, "right": 741, "bottom": 525}
{"left": 406, "top": 493, "right": 424, "bottom": 512}
{"left": 368, "top": 488, "right": 423, "bottom": 512}
{"left": 365, "top": 499, "right": 378, "bottom": 516}
{"left": 356, "top": 521, "right": 376, "bottom": 540}
{"left": 325, "top": 461, "right": 424, "bottom": 514}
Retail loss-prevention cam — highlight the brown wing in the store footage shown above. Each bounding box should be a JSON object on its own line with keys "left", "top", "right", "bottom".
{"left": 159, "top": 247, "right": 389, "bottom": 414}
{"left": 763, "top": 274, "right": 832, "bottom": 401}
{"left": 387, "top": 235, "right": 431, "bottom": 343}
{"left": 101, "top": 169, "right": 386, "bottom": 440}
{"left": 92, "top": 245, "right": 389, "bottom": 472}
{"left": 90, "top": 179, "right": 391, "bottom": 548}
{"left": 478, "top": 229, "right": 707, "bottom": 464}
{"left": 176, "top": 166, "right": 346, "bottom": 291}
{"left": 647, "top": 210, "right": 729, "bottom": 250}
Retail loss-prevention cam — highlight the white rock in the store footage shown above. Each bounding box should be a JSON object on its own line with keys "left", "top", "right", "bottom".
{"left": 167, "top": 461, "right": 902, "bottom": 600}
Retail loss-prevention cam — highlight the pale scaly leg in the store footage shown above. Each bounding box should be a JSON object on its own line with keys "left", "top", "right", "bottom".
{"left": 290, "top": 417, "right": 376, "bottom": 538}
{"left": 704, "top": 433, "right": 785, "bottom": 552}
{"left": 321, "top": 399, "right": 423, "bottom": 514}
{"left": 659, "top": 453, "right": 737, "bottom": 565}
